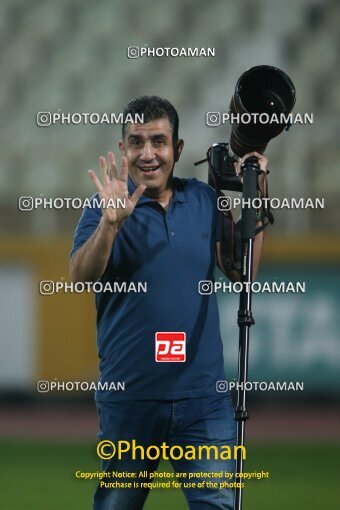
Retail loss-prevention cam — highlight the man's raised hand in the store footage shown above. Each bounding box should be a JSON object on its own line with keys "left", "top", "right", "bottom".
{"left": 88, "top": 152, "right": 146, "bottom": 227}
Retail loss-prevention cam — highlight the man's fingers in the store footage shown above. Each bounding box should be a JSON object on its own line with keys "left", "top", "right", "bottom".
{"left": 108, "top": 151, "right": 118, "bottom": 180}
{"left": 99, "top": 156, "right": 110, "bottom": 185}
{"left": 234, "top": 161, "right": 242, "bottom": 177}
{"left": 88, "top": 170, "right": 104, "bottom": 193}
{"left": 240, "top": 151, "right": 267, "bottom": 163}
{"left": 254, "top": 151, "right": 267, "bottom": 160}
{"left": 130, "top": 184, "right": 146, "bottom": 206}
{"left": 237, "top": 152, "right": 268, "bottom": 173}
{"left": 120, "top": 156, "right": 128, "bottom": 183}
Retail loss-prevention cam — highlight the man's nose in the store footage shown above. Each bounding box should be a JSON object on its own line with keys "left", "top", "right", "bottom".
{"left": 140, "top": 141, "right": 155, "bottom": 161}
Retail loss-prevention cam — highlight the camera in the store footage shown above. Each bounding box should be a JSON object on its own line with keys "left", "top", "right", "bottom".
{"left": 204, "top": 65, "right": 296, "bottom": 191}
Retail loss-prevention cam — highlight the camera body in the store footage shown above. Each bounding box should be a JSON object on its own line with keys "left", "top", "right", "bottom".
{"left": 208, "top": 142, "right": 243, "bottom": 192}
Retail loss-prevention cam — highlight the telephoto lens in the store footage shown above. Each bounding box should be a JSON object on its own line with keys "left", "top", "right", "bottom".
{"left": 229, "top": 65, "right": 296, "bottom": 156}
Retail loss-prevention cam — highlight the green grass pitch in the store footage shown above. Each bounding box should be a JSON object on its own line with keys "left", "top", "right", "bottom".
{"left": 0, "top": 440, "right": 338, "bottom": 509}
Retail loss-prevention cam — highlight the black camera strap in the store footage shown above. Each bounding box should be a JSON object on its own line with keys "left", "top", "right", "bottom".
{"left": 254, "top": 169, "right": 274, "bottom": 234}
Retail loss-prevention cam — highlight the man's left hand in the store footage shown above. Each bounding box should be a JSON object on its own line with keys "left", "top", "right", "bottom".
{"left": 234, "top": 151, "right": 268, "bottom": 195}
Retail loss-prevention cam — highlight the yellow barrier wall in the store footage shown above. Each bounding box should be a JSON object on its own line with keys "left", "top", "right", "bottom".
{"left": 0, "top": 235, "right": 339, "bottom": 381}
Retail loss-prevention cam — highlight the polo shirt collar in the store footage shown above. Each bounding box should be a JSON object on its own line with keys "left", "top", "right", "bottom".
{"left": 128, "top": 175, "right": 186, "bottom": 206}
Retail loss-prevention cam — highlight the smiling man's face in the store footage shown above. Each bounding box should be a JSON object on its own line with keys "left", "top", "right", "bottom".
{"left": 119, "top": 117, "right": 183, "bottom": 194}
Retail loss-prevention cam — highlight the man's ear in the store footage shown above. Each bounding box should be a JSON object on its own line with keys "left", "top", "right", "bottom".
{"left": 175, "top": 139, "right": 184, "bottom": 162}
{"left": 119, "top": 140, "right": 126, "bottom": 156}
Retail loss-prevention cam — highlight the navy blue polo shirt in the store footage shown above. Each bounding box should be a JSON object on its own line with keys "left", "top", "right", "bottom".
{"left": 70, "top": 175, "right": 225, "bottom": 401}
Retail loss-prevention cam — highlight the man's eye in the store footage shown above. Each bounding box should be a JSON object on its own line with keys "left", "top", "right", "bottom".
{"left": 131, "top": 139, "right": 142, "bottom": 146}
{"left": 154, "top": 139, "right": 165, "bottom": 146}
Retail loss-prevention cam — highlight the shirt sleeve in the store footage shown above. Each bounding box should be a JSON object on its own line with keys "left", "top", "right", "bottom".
{"left": 204, "top": 184, "right": 222, "bottom": 243}
{"left": 69, "top": 193, "right": 102, "bottom": 258}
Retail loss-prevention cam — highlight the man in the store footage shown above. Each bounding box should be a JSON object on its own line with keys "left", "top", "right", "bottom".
{"left": 70, "top": 96, "right": 267, "bottom": 510}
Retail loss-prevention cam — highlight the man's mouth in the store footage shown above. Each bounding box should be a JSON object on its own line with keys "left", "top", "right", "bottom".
{"left": 137, "top": 165, "right": 160, "bottom": 174}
